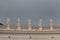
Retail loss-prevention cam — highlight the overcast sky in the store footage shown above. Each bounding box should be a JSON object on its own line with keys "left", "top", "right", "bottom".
{"left": 0, "top": 0, "right": 60, "bottom": 25}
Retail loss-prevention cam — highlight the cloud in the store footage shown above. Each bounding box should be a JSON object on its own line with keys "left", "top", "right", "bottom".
{"left": 0, "top": 0, "right": 60, "bottom": 25}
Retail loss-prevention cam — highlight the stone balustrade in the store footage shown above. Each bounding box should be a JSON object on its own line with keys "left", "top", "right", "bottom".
{"left": 0, "top": 18, "right": 56, "bottom": 31}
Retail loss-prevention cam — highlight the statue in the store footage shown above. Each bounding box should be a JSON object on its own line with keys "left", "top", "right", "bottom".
{"left": 6, "top": 18, "right": 10, "bottom": 30}
{"left": 39, "top": 19, "right": 43, "bottom": 31}
{"left": 50, "top": 19, "right": 53, "bottom": 31}
{"left": 28, "top": 18, "right": 31, "bottom": 31}
{"left": 17, "top": 17, "right": 20, "bottom": 30}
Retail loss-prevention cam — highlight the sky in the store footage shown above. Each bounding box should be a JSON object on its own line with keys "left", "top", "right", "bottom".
{"left": 0, "top": 0, "right": 60, "bottom": 25}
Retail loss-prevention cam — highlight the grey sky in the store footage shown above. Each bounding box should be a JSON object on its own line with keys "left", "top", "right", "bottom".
{"left": 0, "top": 0, "right": 60, "bottom": 25}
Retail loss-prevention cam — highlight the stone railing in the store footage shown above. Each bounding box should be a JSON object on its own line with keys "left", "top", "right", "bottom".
{"left": 0, "top": 18, "right": 57, "bottom": 31}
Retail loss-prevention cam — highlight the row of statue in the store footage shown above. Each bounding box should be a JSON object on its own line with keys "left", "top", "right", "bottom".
{"left": 6, "top": 18, "right": 53, "bottom": 31}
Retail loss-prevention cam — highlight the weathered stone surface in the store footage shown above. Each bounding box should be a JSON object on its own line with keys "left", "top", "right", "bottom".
{"left": 0, "top": 30, "right": 60, "bottom": 40}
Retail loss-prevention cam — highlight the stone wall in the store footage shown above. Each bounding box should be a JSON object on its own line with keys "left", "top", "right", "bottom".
{"left": 0, "top": 32, "right": 60, "bottom": 40}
